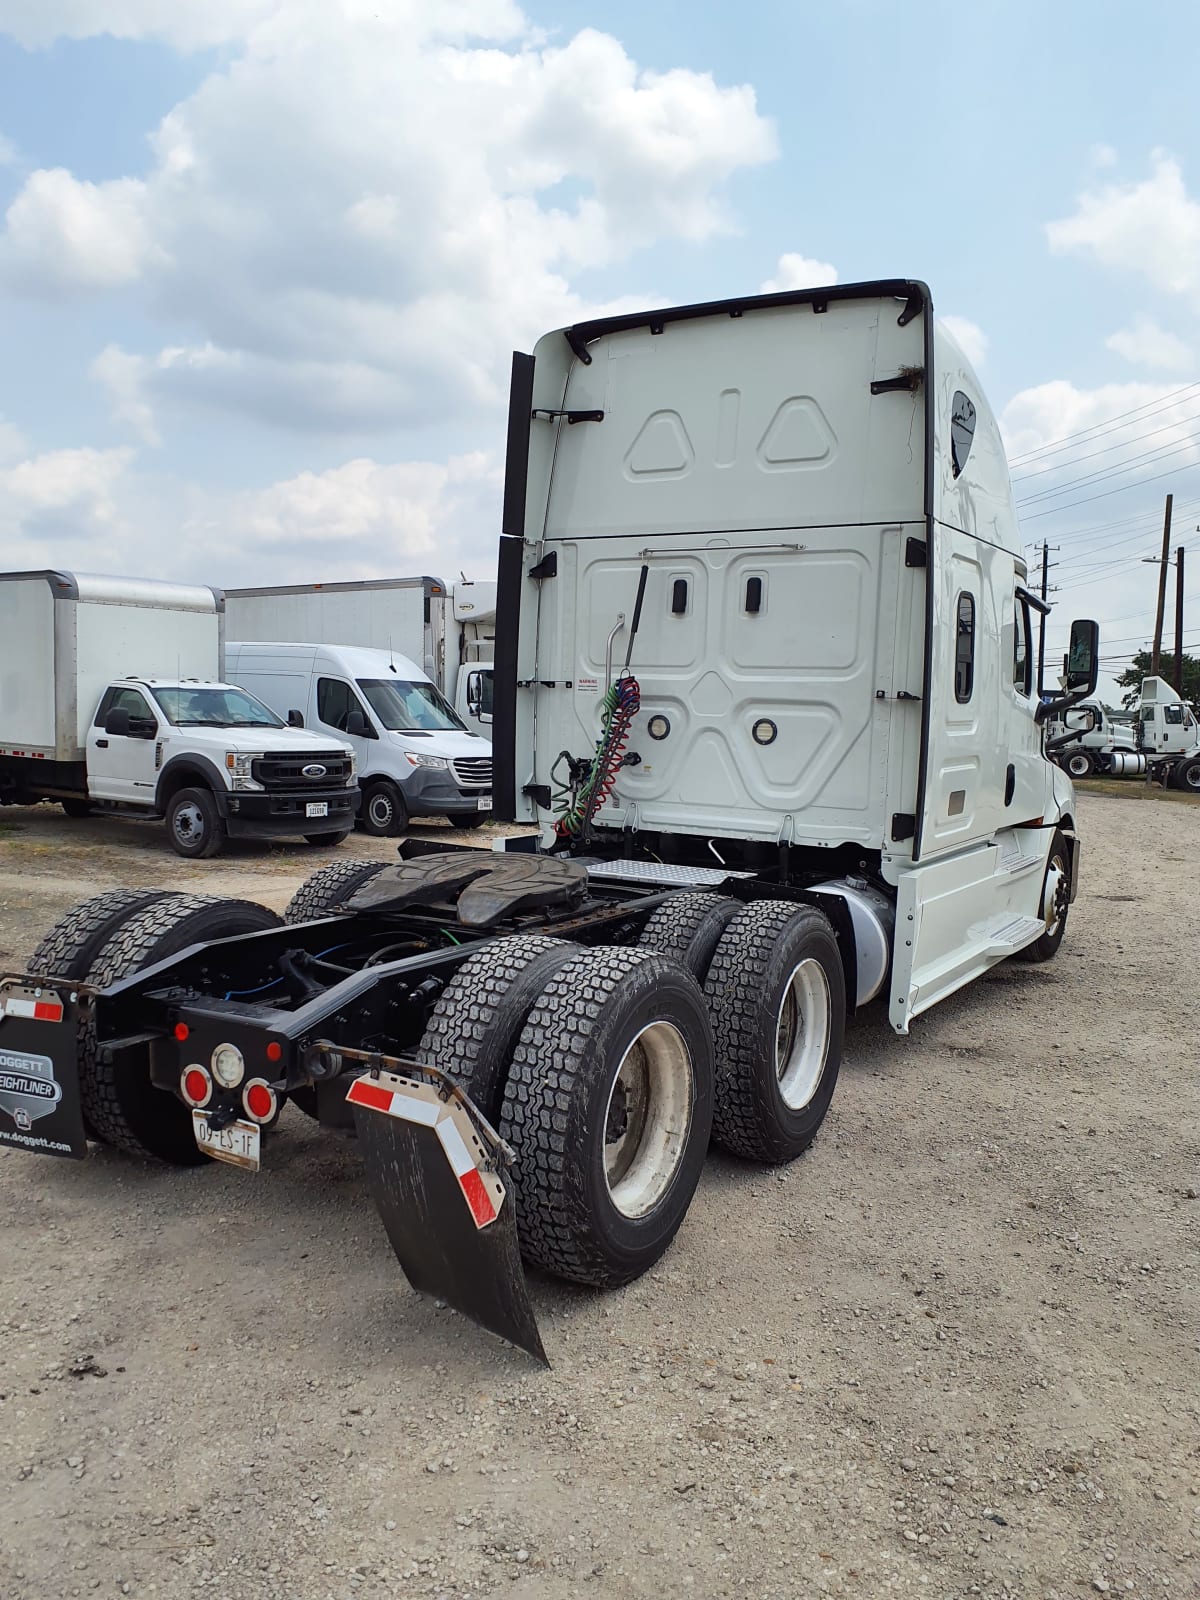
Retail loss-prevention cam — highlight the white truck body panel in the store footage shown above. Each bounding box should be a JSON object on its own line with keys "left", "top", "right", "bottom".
{"left": 499, "top": 282, "right": 1076, "bottom": 1032}
{"left": 0, "top": 571, "right": 222, "bottom": 760}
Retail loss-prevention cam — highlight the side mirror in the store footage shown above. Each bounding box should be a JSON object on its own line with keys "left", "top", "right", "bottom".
{"left": 466, "top": 671, "right": 482, "bottom": 717}
{"left": 345, "top": 709, "right": 372, "bottom": 739}
{"left": 104, "top": 708, "right": 131, "bottom": 737}
{"left": 287, "top": 708, "right": 304, "bottom": 728}
{"left": 130, "top": 717, "right": 157, "bottom": 740}
{"left": 1065, "top": 619, "right": 1099, "bottom": 695}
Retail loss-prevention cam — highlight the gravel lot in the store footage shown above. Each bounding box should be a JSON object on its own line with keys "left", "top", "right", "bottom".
{"left": 1, "top": 795, "right": 1197, "bottom": 1600}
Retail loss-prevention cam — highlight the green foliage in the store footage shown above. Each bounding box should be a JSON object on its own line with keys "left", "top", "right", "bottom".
{"left": 1115, "top": 648, "right": 1200, "bottom": 707}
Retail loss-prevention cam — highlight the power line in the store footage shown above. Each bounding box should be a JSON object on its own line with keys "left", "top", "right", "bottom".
{"left": 1015, "top": 430, "right": 1200, "bottom": 508}
{"left": 1020, "top": 459, "right": 1200, "bottom": 520}
{"left": 1011, "top": 404, "right": 1200, "bottom": 483}
{"left": 1007, "top": 381, "right": 1200, "bottom": 466}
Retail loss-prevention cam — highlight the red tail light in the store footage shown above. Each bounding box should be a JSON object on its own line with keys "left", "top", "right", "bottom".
{"left": 242, "top": 1080, "right": 277, "bottom": 1124}
{"left": 181, "top": 1066, "right": 212, "bottom": 1108}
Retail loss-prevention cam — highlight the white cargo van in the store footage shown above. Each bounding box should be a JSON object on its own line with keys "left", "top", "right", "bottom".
{"left": 225, "top": 642, "right": 493, "bottom": 833}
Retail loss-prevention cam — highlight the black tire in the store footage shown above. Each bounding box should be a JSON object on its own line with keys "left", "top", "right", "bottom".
{"left": 500, "top": 947, "right": 714, "bottom": 1288}
{"left": 1064, "top": 751, "right": 1094, "bottom": 780}
{"left": 415, "top": 934, "right": 581, "bottom": 1122}
{"left": 302, "top": 830, "right": 351, "bottom": 846}
{"left": 449, "top": 813, "right": 489, "bottom": 829}
{"left": 637, "top": 892, "right": 742, "bottom": 983}
{"left": 166, "top": 786, "right": 224, "bottom": 859}
{"left": 705, "top": 900, "right": 845, "bottom": 1164}
{"left": 29, "top": 889, "right": 174, "bottom": 981}
{"left": 1016, "top": 828, "right": 1072, "bottom": 963}
{"left": 284, "top": 859, "right": 386, "bottom": 925}
{"left": 60, "top": 798, "right": 92, "bottom": 818}
{"left": 361, "top": 780, "right": 408, "bottom": 837}
{"left": 80, "top": 895, "right": 282, "bottom": 1163}
{"left": 1175, "top": 755, "right": 1200, "bottom": 792}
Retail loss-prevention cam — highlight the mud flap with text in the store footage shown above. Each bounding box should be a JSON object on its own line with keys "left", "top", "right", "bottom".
{"left": 345, "top": 1067, "right": 547, "bottom": 1365}
{"left": 0, "top": 979, "right": 88, "bottom": 1160}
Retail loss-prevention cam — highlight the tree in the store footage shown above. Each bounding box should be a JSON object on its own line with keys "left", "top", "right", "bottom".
{"left": 1115, "top": 649, "right": 1200, "bottom": 707}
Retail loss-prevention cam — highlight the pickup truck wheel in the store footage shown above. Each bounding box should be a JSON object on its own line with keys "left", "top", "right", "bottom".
{"left": 1015, "top": 829, "right": 1071, "bottom": 963}
{"left": 637, "top": 892, "right": 742, "bottom": 983}
{"left": 705, "top": 901, "right": 845, "bottom": 1164}
{"left": 415, "top": 934, "right": 582, "bottom": 1121}
{"left": 361, "top": 780, "right": 407, "bottom": 837}
{"left": 1175, "top": 755, "right": 1200, "bottom": 791}
{"left": 60, "top": 798, "right": 92, "bottom": 818}
{"left": 302, "top": 829, "right": 351, "bottom": 846}
{"left": 1065, "top": 751, "right": 1094, "bottom": 780}
{"left": 166, "top": 787, "right": 224, "bottom": 859}
{"left": 284, "top": 859, "right": 386, "bottom": 925}
{"left": 79, "top": 895, "right": 281, "bottom": 1163}
{"left": 500, "top": 947, "right": 714, "bottom": 1288}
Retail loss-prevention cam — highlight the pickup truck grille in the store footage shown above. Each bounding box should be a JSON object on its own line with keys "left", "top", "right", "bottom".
{"left": 451, "top": 756, "right": 492, "bottom": 789}
{"left": 250, "top": 751, "right": 353, "bottom": 789}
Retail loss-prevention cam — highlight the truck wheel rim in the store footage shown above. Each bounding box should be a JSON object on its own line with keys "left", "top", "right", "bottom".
{"left": 1186, "top": 766, "right": 1200, "bottom": 790}
{"left": 1068, "top": 755, "right": 1089, "bottom": 778}
{"left": 775, "top": 958, "right": 831, "bottom": 1110}
{"left": 368, "top": 792, "right": 393, "bottom": 827}
{"left": 603, "top": 1021, "right": 692, "bottom": 1218}
{"left": 173, "top": 802, "right": 205, "bottom": 844}
{"left": 1042, "top": 853, "right": 1067, "bottom": 934}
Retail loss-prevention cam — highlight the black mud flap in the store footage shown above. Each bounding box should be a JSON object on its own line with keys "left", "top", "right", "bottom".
{"left": 344, "top": 1064, "right": 547, "bottom": 1365}
{"left": 0, "top": 978, "right": 88, "bottom": 1160}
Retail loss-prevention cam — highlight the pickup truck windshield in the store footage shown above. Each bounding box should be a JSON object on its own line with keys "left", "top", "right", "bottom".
{"left": 358, "top": 678, "right": 466, "bottom": 733}
{"left": 151, "top": 686, "right": 284, "bottom": 728}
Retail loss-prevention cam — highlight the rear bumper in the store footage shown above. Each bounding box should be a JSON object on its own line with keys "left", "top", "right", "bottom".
{"left": 221, "top": 786, "right": 360, "bottom": 837}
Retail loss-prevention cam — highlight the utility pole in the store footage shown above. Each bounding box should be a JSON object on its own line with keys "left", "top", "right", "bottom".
{"left": 1184, "top": 544, "right": 1196, "bottom": 694}
{"left": 1037, "top": 541, "right": 1049, "bottom": 696}
{"left": 1151, "top": 493, "right": 1173, "bottom": 675}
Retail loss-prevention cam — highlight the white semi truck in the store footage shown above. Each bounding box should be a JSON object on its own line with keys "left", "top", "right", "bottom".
{"left": 1052, "top": 677, "right": 1200, "bottom": 788}
{"left": 223, "top": 576, "right": 496, "bottom": 733}
{"left": 4, "top": 281, "right": 1100, "bottom": 1361}
{"left": 0, "top": 571, "right": 359, "bottom": 856}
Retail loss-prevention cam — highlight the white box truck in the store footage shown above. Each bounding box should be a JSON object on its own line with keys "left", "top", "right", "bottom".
{"left": 10, "top": 281, "right": 1102, "bottom": 1361}
{"left": 1051, "top": 677, "right": 1200, "bottom": 788}
{"left": 0, "top": 571, "right": 359, "bottom": 856}
{"left": 224, "top": 641, "right": 493, "bottom": 834}
{"left": 223, "top": 576, "right": 496, "bottom": 732}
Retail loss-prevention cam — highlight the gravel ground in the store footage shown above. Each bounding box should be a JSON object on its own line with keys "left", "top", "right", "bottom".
{"left": 0, "top": 795, "right": 1197, "bottom": 1600}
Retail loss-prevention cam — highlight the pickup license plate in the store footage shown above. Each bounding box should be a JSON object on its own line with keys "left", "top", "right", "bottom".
{"left": 476, "top": 795, "right": 492, "bottom": 811}
{"left": 305, "top": 801, "right": 329, "bottom": 819}
{"left": 192, "top": 1110, "right": 261, "bottom": 1171}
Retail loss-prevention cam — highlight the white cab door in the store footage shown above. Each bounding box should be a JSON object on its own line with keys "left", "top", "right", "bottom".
{"left": 86, "top": 686, "right": 161, "bottom": 803}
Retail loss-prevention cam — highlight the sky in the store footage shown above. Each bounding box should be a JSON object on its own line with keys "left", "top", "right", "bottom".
{"left": 1, "top": 1, "right": 1199, "bottom": 703}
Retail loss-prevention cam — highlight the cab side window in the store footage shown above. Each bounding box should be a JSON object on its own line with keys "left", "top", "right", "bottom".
{"left": 954, "top": 593, "right": 975, "bottom": 702}
{"left": 1164, "top": 704, "right": 1184, "bottom": 725}
{"left": 1013, "top": 599, "right": 1032, "bottom": 696}
{"left": 94, "top": 686, "right": 156, "bottom": 728}
{"left": 317, "top": 677, "right": 355, "bottom": 732}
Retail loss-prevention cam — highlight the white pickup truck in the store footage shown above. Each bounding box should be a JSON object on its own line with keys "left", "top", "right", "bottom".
{"left": 0, "top": 571, "right": 359, "bottom": 857}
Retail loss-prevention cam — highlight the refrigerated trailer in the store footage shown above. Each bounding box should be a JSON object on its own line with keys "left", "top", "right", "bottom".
{"left": 2, "top": 281, "right": 1099, "bottom": 1361}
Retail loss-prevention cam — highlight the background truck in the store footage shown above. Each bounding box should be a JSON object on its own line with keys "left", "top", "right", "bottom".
{"left": 3, "top": 281, "right": 1099, "bottom": 1362}
{"left": 224, "top": 641, "right": 493, "bottom": 834}
{"left": 1051, "top": 677, "right": 1200, "bottom": 788}
{"left": 0, "top": 570, "right": 359, "bottom": 857}
{"left": 224, "top": 576, "right": 497, "bottom": 733}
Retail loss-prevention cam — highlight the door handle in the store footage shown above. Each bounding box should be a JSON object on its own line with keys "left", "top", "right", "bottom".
{"left": 96, "top": 739, "right": 109, "bottom": 748}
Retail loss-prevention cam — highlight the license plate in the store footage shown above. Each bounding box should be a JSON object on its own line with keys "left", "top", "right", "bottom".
{"left": 192, "top": 1110, "right": 261, "bottom": 1171}
{"left": 476, "top": 795, "right": 492, "bottom": 811}
{"left": 305, "top": 801, "right": 329, "bottom": 819}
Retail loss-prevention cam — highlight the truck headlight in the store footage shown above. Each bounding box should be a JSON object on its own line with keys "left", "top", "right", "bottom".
{"left": 404, "top": 754, "right": 449, "bottom": 770}
{"left": 225, "top": 752, "right": 264, "bottom": 792}
{"left": 345, "top": 753, "right": 357, "bottom": 785}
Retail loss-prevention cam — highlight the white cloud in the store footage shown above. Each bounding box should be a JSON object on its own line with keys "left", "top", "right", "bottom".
{"left": 0, "top": 415, "right": 28, "bottom": 463}
{"left": 0, "top": 444, "right": 137, "bottom": 568}
{"left": 1000, "top": 379, "right": 1200, "bottom": 463}
{"left": 1047, "top": 151, "right": 1200, "bottom": 302}
{"left": 1104, "top": 315, "right": 1193, "bottom": 373}
{"left": 0, "top": 132, "right": 17, "bottom": 165}
{"left": 1089, "top": 143, "right": 1118, "bottom": 170}
{"left": 90, "top": 345, "right": 161, "bottom": 445}
{"left": 0, "top": 5, "right": 775, "bottom": 438}
{"left": 1, "top": 168, "right": 161, "bottom": 292}
{"left": 760, "top": 253, "right": 837, "bottom": 292}
{"left": 940, "top": 315, "right": 989, "bottom": 370}
{"left": 0, "top": 0, "right": 281, "bottom": 49}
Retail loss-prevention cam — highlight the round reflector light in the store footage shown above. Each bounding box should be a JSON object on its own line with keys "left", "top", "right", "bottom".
{"left": 173, "top": 1022, "right": 190, "bottom": 1042}
{"left": 181, "top": 1066, "right": 211, "bottom": 1108}
{"left": 265, "top": 1040, "right": 283, "bottom": 1063}
{"left": 243, "top": 1080, "right": 277, "bottom": 1123}
{"left": 211, "top": 1043, "right": 245, "bottom": 1088}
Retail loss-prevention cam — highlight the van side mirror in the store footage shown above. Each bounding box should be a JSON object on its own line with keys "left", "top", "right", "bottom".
{"left": 1065, "top": 619, "right": 1099, "bottom": 695}
{"left": 345, "top": 709, "right": 372, "bottom": 739}
{"left": 466, "top": 670, "right": 482, "bottom": 717}
{"left": 104, "top": 708, "right": 131, "bottom": 737}
{"left": 287, "top": 708, "right": 304, "bottom": 728}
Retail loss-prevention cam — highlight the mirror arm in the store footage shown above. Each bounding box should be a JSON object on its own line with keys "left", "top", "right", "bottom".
{"left": 1036, "top": 686, "right": 1092, "bottom": 726}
